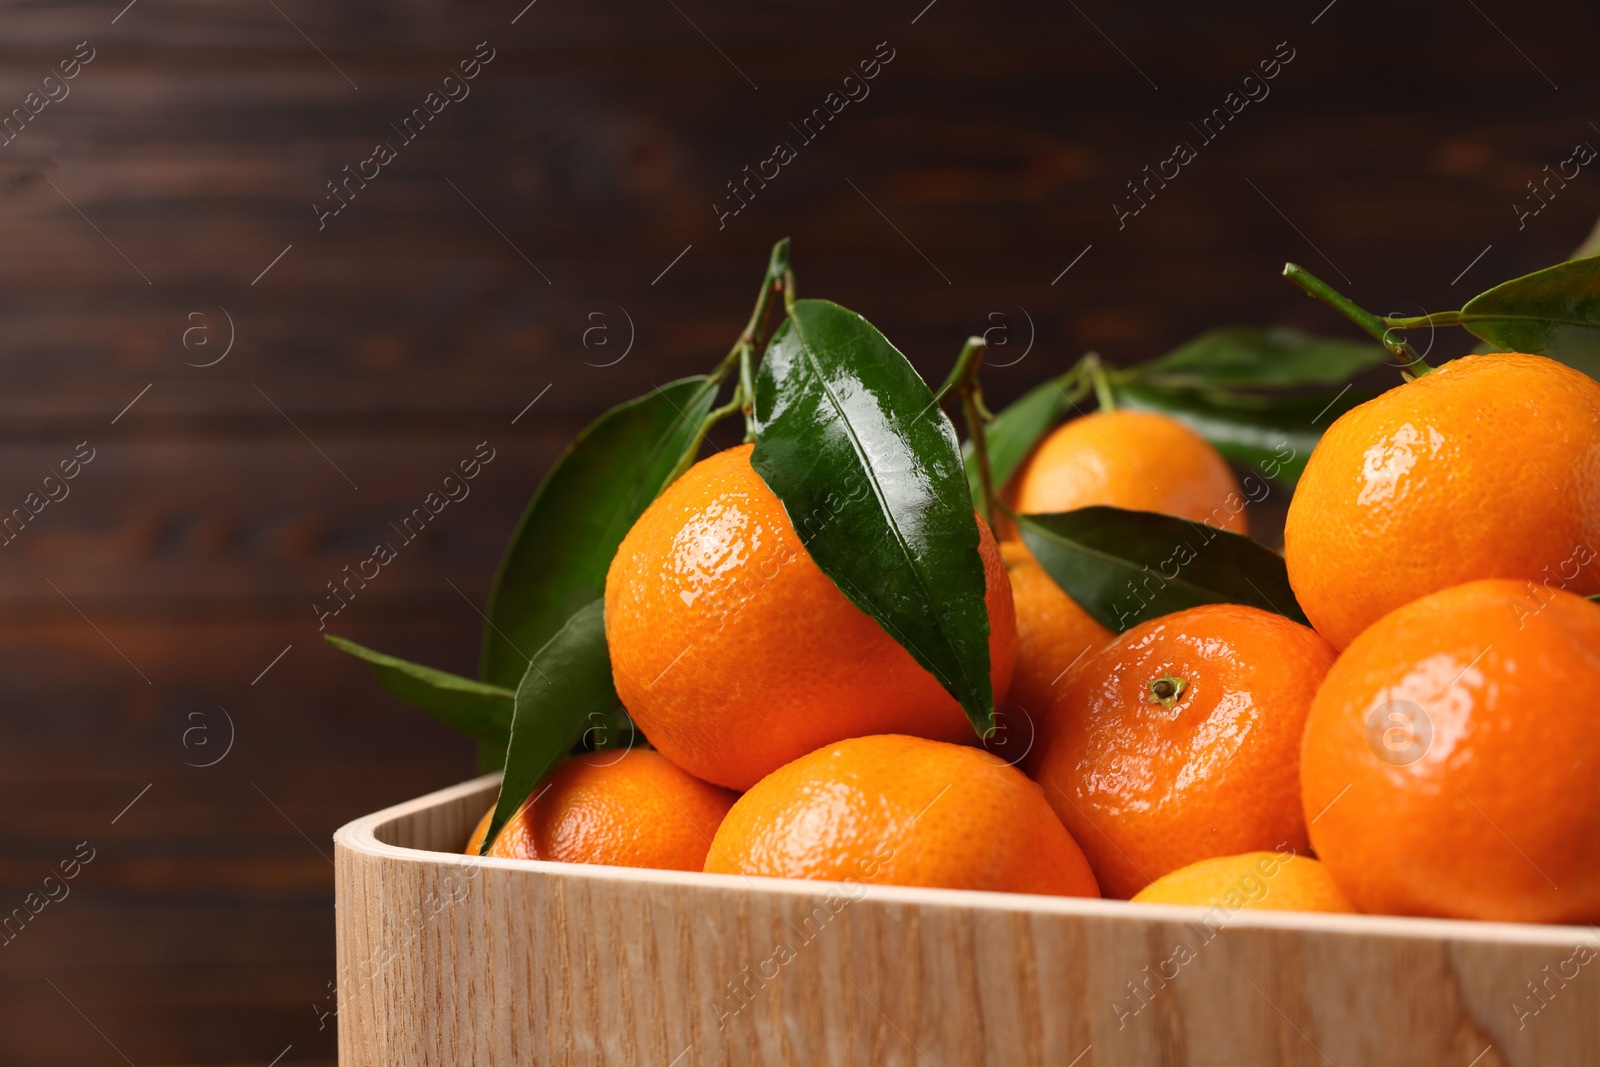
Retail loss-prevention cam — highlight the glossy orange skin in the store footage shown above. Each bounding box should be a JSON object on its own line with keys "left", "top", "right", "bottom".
{"left": 604, "top": 443, "right": 1016, "bottom": 791}
{"left": 1009, "top": 410, "right": 1248, "bottom": 536}
{"left": 1034, "top": 604, "right": 1334, "bottom": 899}
{"left": 1285, "top": 353, "right": 1600, "bottom": 649}
{"left": 463, "top": 748, "right": 737, "bottom": 870}
{"left": 998, "top": 540, "right": 1113, "bottom": 774}
{"left": 1302, "top": 579, "right": 1600, "bottom": 923}
{"left": 1131, "top": 851, "right": 1354, "bottom": 914}
{"left": 705, "top": 734, "right": 1100, "bottom": 897}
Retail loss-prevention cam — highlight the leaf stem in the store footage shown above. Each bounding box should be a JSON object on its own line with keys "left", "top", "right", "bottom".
{"left": 1283, "top": 262, "right": 1433, "bottom": 378}
{"left": 1382, "top": 310, "right": 1465, "bottom": 331}
{"left": 739, "top": 344, "right": 757, "bottom": 443}
{"left": 661, "top": 386, "right": 745, "bottom": 487}
{"left": 712, "top": 237, "right": 792, "bottom": 386}
{"left": 1083, "top": 351, "right": 1116, "bottom": 410}
{"left": 701, "top": 237, "right": 792, "bottom": 444}
{"left": 681, "top": 235, "right": 791, "bottom": 480}
{"left": 944, "top": 336, "right": 998, "bottom": 525}
{"left": 704, "top": 390, "right": 746, "bottom": 429}
{"left": 931, "top": 334, "right": 981, "bottom": 404}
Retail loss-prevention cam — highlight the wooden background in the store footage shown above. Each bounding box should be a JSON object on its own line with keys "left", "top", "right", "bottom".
{"left": 0, "top": 0, "right": 1597, "bottom": 1063}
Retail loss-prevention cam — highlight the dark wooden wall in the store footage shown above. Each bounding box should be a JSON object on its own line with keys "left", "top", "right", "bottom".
{"left": 1, "top": 0, "right": 1597, "bottom": 1063}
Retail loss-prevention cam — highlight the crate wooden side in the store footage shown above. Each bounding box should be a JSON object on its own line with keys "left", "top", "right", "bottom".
{"left": 335, "top": 778, "right": 1600, "bottom": 1067}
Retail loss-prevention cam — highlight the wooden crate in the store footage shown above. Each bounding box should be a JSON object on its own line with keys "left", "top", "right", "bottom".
{"left": 334, "top": 775, "right": 1600, "bottom": 1066}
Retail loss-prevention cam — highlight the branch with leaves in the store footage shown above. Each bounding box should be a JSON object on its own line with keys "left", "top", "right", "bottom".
{"left": 323, "top": 232, "right": 1600, "bottom": 855}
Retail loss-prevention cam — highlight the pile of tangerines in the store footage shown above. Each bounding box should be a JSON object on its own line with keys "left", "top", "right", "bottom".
{"left": 460, "top": 326, "right": 1600, "bottom": 925}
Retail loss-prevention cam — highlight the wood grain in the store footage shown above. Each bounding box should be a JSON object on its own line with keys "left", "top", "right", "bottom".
{"left": 337, "top": 778, "right": 1600, "bottom": 1067}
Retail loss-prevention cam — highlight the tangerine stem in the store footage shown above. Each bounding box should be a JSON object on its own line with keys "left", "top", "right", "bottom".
{"left": 712, "top": 237, "right": 792, "bottom": 386}
{"left": 931, "top": 333, "right": 984, "bottom": 404}
{"left": 1083, "top": 351, "right": 1116, "bottom": 411}
{"left": 1146, "top": 674, "right": 1187, "bottom": 708}
{"left": 739, "top": 344, "right": 757, "bottom": 443}
{"left": 1383, "top": 310, "right": 1465, "bottom": 331}
{"left": 947, "top": 336, "right": 998, "bottom": 526}
{"left": 1282, "top": 262, "right": 1434, "bottom": 378}
{"left": 663, "top": 386, "right": 747, "bottom": 487}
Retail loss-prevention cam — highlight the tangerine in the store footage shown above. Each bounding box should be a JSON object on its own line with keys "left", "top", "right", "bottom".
{"left": 1130, "top": 850, "right": 1354, "bottom": 914}
{"left": 604, "top": 443, "right": 1016, "bottom": 791}
{"left": 1034, "top": 603, "right": 1334, "bottom": 898}
{"left": 1009, "top": 409, "right": 1248, "bottom": 535}
{"left": 1302, "top": 578, "right": 1600, "bottom": 923}
{"left": 463, "top": 747, "right": 737, "bottom": 870}
{"left": 704, "top": 734, "right": 1100, "bottom": 897}
{"left": 1285, "top": 352, "right": 1600, "bottom": 648}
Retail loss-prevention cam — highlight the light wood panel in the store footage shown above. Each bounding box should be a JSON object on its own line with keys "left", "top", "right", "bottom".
{"left": 337, "top": 778, "right": 1600, "bottom": 1066}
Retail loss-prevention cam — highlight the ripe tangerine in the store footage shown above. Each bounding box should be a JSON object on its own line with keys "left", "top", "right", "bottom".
{"left": 1034, "top": 603, "right": 1334, "bottom": 898}
{"left": 604, "top": 443, "right": 1015, "bottom": 791}
{"left": 1302, "top": 578, "right": 1600, "bottom": 923}
{"left": 1285, "top": 352, "right": 1600, "bottom": 648}
{"left": 464, "top": 748, "right": 737, "bottom": 871}
{"left": 705, "top": 734, "right": 1100, "bottom": 897}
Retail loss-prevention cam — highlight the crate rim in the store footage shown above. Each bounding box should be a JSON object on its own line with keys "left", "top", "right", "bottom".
{"left": 335, "top": 771, "right": 1597, "bottom": 951}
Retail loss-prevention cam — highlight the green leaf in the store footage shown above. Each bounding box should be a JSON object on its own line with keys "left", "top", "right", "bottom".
{"left": 1458, "top": 255, "right": 1600, "bottom": 378}
{"left": 1110, "top": 379, "right": 1372, "bottom": 488}
{"left": 481, "top": 376, "right": 718, "bottom": 689}
{"left": 752, "top": 299, "right": 996, "bottom": 734}
{"left": 964, "top": 370, "right": 1084, "bottom": 502}
{"left": 1136, "top": 326, "right": 1388, "bottom": 390}
{"left": 480, "top": 599, "right": 617, "bottom": 855}
{"left": 324, "top": 634, "right": 514, "bottom": 741}
{"left": 1016, "top": 507, "right": 1309, "bottom": 633}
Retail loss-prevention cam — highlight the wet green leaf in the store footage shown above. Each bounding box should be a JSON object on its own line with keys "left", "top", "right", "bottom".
{"left": 753, "top": 299, "right": 995, "bottom": 735}
{"left": 481, "top": 377, "right": 718, "bottom": 688}
{"left": 1016, "top": 507, "right": 1309, "bottom": 633}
